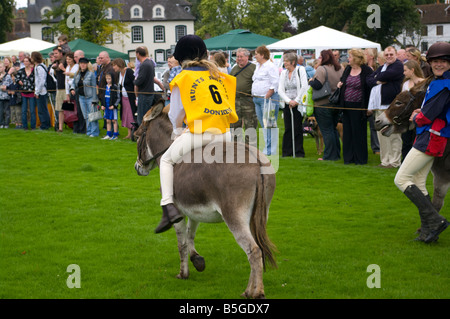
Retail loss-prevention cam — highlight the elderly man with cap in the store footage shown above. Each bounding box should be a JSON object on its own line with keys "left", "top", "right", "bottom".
{"left": 154, "top": 34, "right": 238, "bottom": 233}
{"left": 394, "top": 42, "right": 450, "bottom": 243}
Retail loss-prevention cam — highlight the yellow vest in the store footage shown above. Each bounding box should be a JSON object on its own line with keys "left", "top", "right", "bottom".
{"left": 170, "top": 69, "right": 238, "bottom": 134}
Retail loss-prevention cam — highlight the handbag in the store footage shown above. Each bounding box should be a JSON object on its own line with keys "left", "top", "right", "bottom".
{"left": 305, "top": 87, "right": 314, "bottom": 116}
{"left": 64, "top": 100, "right": 78, "bottom": 123}
{"left": 61, "top": 101, "right": 75, "bottom": 111}
{"left": 328, "top": 87, "right": 341, "bottom": 105}
{"left": 88, "top": 104, "right": 103, "bottom": 122}
{"left": 263, "top": 98, "right": 277, "bottom": 128}
{"left": 312, "top": 67, "right": 332, "bottom": 101}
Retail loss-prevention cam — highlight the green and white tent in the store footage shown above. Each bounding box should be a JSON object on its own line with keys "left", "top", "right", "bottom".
{"left": 203, "top": 29, "right": 279, "bottom": 51}
{"left": 40, "top": 38, "right": 129, "bottom": 60}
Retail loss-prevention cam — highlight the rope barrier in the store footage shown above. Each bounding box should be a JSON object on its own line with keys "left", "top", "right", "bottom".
{"left": 9, "top": 85, "right": 377, "bottom": 112}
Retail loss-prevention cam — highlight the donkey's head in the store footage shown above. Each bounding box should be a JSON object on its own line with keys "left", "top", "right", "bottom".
{"left": 134, "top": 99, "right": 173, "bottom": 176}
{"left": 374, "top": 81, "right": 427, "bottom": 136}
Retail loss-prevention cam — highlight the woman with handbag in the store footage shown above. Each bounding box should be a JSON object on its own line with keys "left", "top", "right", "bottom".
{"left": 70, "top": 57, "right": 99, "bottom": 137}
{"left": 308, "top": 50, "right": 343, "bottom": 160}
{"left": 337, "top": 48, "right": 373, "bottom": 165}
{"left": 251, "top": 45, "right": 280, "bottom": 156}
{"left": 278, "top": 52, "right": 308, "bottom": 157}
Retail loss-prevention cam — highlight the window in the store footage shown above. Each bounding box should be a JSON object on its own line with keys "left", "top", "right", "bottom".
{"left": 155, "top": 49, "right": 165, "bottom": 63}
{"left": 132, "top": 26, "right": 143, "bottom": 43}
{"left": 154, "top": 26, "right": 165, "bottom": 42}
{"left": 42, "top": 27, "right": 53, "bottom": 42}
{"left": 437, "top": 25, "right": 443, "bottom": 36}
{"left": 175, "top": 25, "right": 187, "bottom": 42}
{"left": 130, "top": 5, "right": 143, "bottom": 19}
{"left": 152, "top": 5, "right": 165, "bottom": 18}
{"left": 421, "top": 41, "right": 428, "bottom": 53}
{"left": 421, "top": 26, "right": 428, "bottom": 36}
{"left": 105, "top": 34, "right": 113, "bottom": 44}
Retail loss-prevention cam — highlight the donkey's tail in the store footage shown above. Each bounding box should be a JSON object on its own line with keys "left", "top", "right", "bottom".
{"left": 250, "top": 150, "right": 277, "bottom": 271}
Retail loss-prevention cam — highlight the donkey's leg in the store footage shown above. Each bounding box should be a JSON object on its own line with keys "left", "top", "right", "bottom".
{"left": 432, "top": 175, "right": 450, "bottom": 213}
{"left": 173, "top": 220, "right": 189, "bottom": 279}
{"left": 224, "top": 214, "right": 265, "bottom": 299}
{"left": 187, "top": 219, "right": 205, "bottom": 272}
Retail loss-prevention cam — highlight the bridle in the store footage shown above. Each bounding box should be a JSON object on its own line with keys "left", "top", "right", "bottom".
{"left": 391, "top": 90, "right": 418, "bottom": 126}
{"left": 135, "top": 125, "right": 169, "bottom": 168}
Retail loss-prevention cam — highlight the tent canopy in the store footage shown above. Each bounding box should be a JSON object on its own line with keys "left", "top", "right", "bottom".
{"left": 0, "top": 37, "right": 55, "bottom": 57}
{"left": 39, "top": 38, "right": 129, "bottom": 60}
{"left": 267, "top": 26, "right": 382, "bottom": 55}
{"left": 204, "top": 29, "right": 279, "bottom": 51}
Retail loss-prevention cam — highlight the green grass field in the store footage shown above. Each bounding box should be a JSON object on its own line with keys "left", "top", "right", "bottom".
{"left": 1, "top": 118, "right": 449, "bottom": 299}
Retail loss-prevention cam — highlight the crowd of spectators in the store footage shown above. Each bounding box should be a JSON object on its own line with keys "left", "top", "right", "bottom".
{"left": 0, "top": 35, "right": 436, "bottom": 167}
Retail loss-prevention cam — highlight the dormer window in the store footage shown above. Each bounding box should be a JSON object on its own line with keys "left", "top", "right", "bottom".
{"left": 417, "top": 8, "right": 423, "bottom": 18}
{"left": 153, "top": 5, "right": 165, "bottom": 18}
{"left": 41, "top": 6, "right": 52, "bottom": 18}
{"left": 104, "top": 8, "right": 112, "bottom": 20}
{"left": 131, "top": 5, "right": 143, "bottom": 19}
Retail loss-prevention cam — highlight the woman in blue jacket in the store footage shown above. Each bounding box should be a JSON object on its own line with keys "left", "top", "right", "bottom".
{"left": 70, "top": 58, "right": 99, "bottom": 137}
{"left": 394, "top": 42, "right": 450, "bottom": 243}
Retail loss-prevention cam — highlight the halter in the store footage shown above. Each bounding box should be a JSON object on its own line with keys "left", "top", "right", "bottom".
{"left": 136, "top": 126, "right": 169, "bottom": 168}
{"left": 391, "top": 90, "right": 417, "bottom": 126}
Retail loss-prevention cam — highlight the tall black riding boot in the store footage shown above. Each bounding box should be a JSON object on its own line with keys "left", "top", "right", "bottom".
{"left": 404, "top": 185, "right": 449, "bottom": 243}
{"left": 155, "top": 203, "right": 184, "bottom": 234}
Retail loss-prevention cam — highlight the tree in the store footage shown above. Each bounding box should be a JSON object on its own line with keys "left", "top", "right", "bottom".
{"left": 43, "top": 0, "right": 128, "bottom": 45}
{"left": 196, "top": 0, "right": 291, "bottom": 39}
{"left": 285, "top": 0, "right": 423, "bottom": 48}
{"left": 0, "top": 0, "right": 15, "bottom": 43}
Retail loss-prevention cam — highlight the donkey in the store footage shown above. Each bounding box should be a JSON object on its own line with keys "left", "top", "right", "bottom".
{"left": 374, "top": 81, "right": 450, "bottom": 212}
{"left": 134, "top": 100, "right": 277, "bottom": 299}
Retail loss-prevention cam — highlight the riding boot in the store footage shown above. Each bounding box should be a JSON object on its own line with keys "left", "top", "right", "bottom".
{"left": 404, "top": 185, "right": 449, "bottom": 243}
{"left": 154, "top": 203, "right": 184, "bottom": 234}
{"left": 415, "top": 194, "right": 433, "bottom": 241}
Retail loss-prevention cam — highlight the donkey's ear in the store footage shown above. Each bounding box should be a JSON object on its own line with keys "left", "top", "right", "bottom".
{"left": 143, "top": 99, "right": 165, "bottom": 122}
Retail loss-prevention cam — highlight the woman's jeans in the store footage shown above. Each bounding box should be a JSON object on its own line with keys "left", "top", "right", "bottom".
{"left": 253, "top": 94, "right": 279, "bottom": 156}
{"left": 22, "top": 96, "right": 36, "bottom": 129}
{"left": 314, "top": 106, "right": 341, "bottom": 160}
{"left": 36, "top": 93, "right": 51, "bottom": 130}
{"left": 79, "top": 96, "right": 99, "bottom": 137}
{"left": 0, "top": 100, "right": 9, "bottom": 126}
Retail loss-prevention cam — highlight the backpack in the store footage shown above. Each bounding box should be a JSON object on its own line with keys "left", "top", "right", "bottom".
{"left": 39, "top": 64, "right": 56, "bottom": 92}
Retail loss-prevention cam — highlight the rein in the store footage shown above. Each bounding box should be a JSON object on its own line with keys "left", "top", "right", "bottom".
{"left": 392, "top": 90, "right": 417, "bottom": 126}
{"left": 136, "top": 125, "right": 169, "bottom": 167}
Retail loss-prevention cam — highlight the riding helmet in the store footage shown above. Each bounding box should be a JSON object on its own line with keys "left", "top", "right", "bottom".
{"left": 426, "top": 42, "right": 450, "bottom": 62}
{"left": 173, "top": 34, "right": 207, "bottom": 63}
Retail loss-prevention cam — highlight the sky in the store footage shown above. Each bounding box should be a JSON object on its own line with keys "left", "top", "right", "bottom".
{"left": 16, "top": 0, "right": 27, "bottom": 8}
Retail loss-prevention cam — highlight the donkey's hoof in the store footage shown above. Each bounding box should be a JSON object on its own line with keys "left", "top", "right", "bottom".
{"left": 190, "top": 255, "right": 206, "bottom": 272}
{"left": 176, "top": 272, "right": 189, "bottom": 280}
{"left": 240, "top": 291, "right": 266, "bottom": 299}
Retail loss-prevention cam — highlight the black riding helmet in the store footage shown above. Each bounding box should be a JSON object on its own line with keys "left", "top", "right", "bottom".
{"left": 173, "top": 34, "right": 208, "bottom": 64}
{"left": 426, "top": 42, "right": 450, "bottom": 62}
